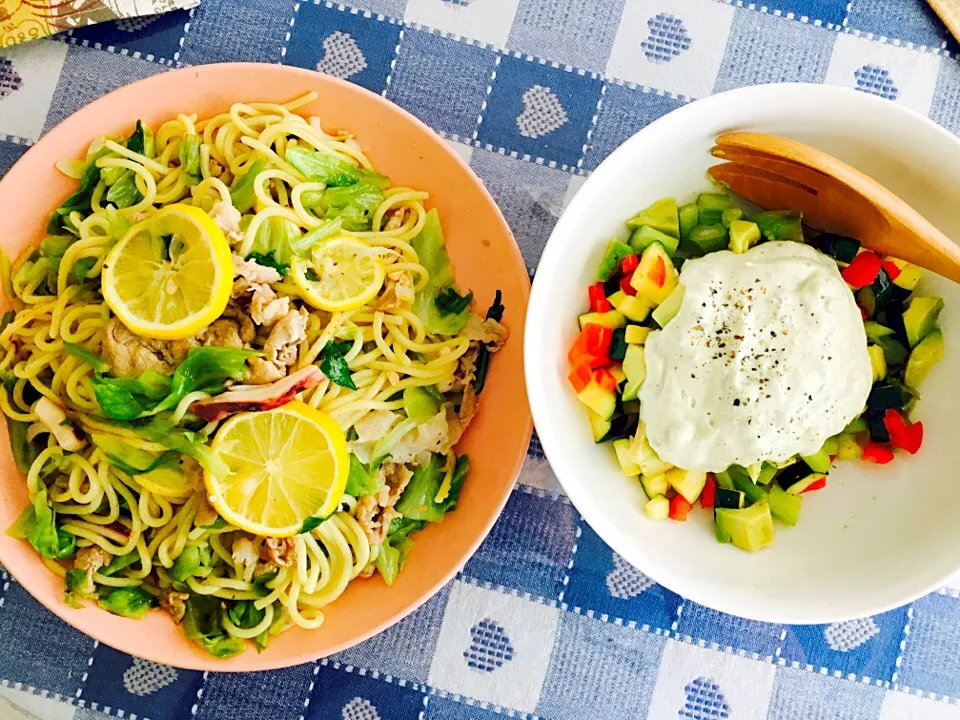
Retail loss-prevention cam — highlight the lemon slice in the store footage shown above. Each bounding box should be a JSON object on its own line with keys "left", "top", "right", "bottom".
{"left": 205, "top": 401, "right": 348, "bottom": 537}
{"left": 102, "top": 203, "right": 234, "bottom": 339}
{"left": 291, "top": 237, "right": 385, "bottom": 312}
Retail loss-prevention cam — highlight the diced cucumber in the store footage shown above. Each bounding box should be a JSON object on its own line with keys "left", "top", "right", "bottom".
{"left": 768, "top": 485, "right": 802, "bottom": 526}
{"left": 818, "top": 233, "right": 860, "bottom": 263}
{"left": 856, "top": 268, "right": 894, "bottom": 319}
{"left": 905, "top": 328, "right": 944, "bottom": 389}
{"left": 631, "top": 242, "right": 679, "bottom": 304}
{"left": 596, "top": 239, "right": 635, "bottom": 282}
{"left": 730, "top": 466, "right": 766, "bottom": 504}
{"left": 577, "top": 379, "right": 617, "bottom": 420}
{"left": 800, "top": 447, "right": 831, "bottom": 473}
{"left": 844, "top": 415, "right": 868, "bottom": 433}
{"left": 688, "top": 224, "right": 729, "bottom": 254}
{"left": 640, "top": 472, "right": 668, "bottom": 498}
{"left": 721, "top": 207, "right": 743, "bottom": 227}
{"left": 625, "top": 325, "right": 650, "bottom": 345}
{"left": 621, "top": 344, "right": 646, "bottom": 402}
{"left": 610, "top": 328, "right": 628, "bottom": 361}
{"left": 612, "top": 293, "right": 655, "bottom": 323}
{"left": 403, "top": 386, "right": 442, "bottom": 422}
{"left": 780, "top": 470, "right": 825, "bottom": 495}
{"left": 697, "top": 192, "right": 732, "bottom": 226}
{"left": 729, "top": 220, "right": 760, "bottom": 254}
{"left": 714, "top": 488, "right": 745, "bottom": 509}
{"left": 715, "top": 498, "right": 775, "bottom": 551}
{"left": 864, "top": 321, "right": 894, "bottom": 343}
{"left": 756, "top": 463, "right": 777, "bottom": 486}
{"left": 714, "top": 469, "right": 734, "bottom": 490}
{"left": 875, "top": 335, "right": 909, "bottom": 368}
{"left": 652, "top": 284, "right": 685, "bottom": 328}
{"left": 836, "top": 433, "right": 863, "bottom": 460}
{"left": 903, "top": 296, "right": 944, "bottom": 347}
{"left": 613, "top": 438, "right": 641, "bottom": 476}
{"left": 578, "top": 310, "right": 627, "bottom": 330}
{"left": 868, "top": 381, "right": 910, "bottom": 411}
{"left": 885, "top": 256, "right": 923, "bottom": 290}
{"left": 678, "top": 203, "right": 699, "bottom": 239}
{"left": 868, "top": 344, "right": 887, "bottom": 382}
{"left": 775, "top": 460, "right": 816, "bottom": 493}
{"left": 644, "top": 494, "right": 670, "bottom": 520}
{"left": 628, "top": 422, "right": 672, "bottom": 477}
{"left": 822, "top": 435, "right": 840, "bottom": 457}
{"left": 665, "top": 467, "right": 707, "bottom": 504}
{"left": 752, "top": 210, "right": 803, "bottom": 241}
{"left": 630, "top": 225, "right": 680, "bottom": 257}
{"left": 588, "top": 409, "right": 612, "bottom": 442}
{"left": 626, "top": 198, "right": 679, "bottom": 239}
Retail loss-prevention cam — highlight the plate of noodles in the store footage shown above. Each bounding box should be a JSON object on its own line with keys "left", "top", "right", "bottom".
{"left": 0, "top": 63, "right": 531, "bottom": 670}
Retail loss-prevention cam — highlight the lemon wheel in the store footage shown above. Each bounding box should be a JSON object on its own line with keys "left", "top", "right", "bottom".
{"left": 205, "top": 401, "right": 348, "bottom": 537}
{"left": 102, "top": 203, "right": 234, "bottom": 339}
{"left": 291, "top": 237, "right": 385, "bottom": 312}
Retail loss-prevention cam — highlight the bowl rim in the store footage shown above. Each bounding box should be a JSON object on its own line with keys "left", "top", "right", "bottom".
{"left": 525, "top": 81, "right": 960, "bottom": 625}
{"left": 0, "top": 61, "right": 532, "bottom": 670}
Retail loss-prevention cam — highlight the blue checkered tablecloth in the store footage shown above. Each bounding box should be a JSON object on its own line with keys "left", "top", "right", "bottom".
{"left": 2, "top": 1, "right": 960, "bottom": 718}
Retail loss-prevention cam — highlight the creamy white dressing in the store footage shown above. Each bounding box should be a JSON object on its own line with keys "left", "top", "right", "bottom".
{"left": 640, "top": 241, "right": 872, "bottom": 472}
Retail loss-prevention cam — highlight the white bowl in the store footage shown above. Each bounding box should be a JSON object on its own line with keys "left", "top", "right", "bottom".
{"left": 525, "top": 83, "right": 960, "bottom": 624}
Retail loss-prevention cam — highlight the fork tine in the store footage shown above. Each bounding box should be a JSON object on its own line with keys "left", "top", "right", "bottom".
{"left": 711, "top": 145, "right": 828, "bottom": 192}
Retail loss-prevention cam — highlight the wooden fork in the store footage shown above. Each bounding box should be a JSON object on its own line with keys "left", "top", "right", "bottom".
{"left": 708, "top": 132, "right": 960, "bottom": 283}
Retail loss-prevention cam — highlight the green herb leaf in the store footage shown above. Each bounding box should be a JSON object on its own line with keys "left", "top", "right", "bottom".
{"left": 101, "top": 551, "right": 138, "bottom": 577}
{"left": 473, "top": 290, "right": 505, "bottom": 394}
{"left": 411, "top": 210, "right": 470, "bottom": 335}
{"left": 299, "top": 516, "right": 325, "bottom": 534}
{"left": 230, "top": 158, "right": 267, "bottom": 214}
{"left": 228, "top": 600, "right": 265, "bottom": 629}
{"left": 249, "top": 216, "right": 301, "bottom": 268}
{"left": 434, "top": 287, "right": 473, "bottom": 316}
{"left": 98, "top": 586, "right": 155, "bottom": 619}
{"left": 105, "top": 170, "right": 142, "bottom": 209}
{"left": 126, "top": 120, "right": 154, "bottom": 158}
{"left": 64, "top": 342, "right": 110, "bottom": 374}
{"left": 7, "top": 419, "right": 39, "bottom": 474}
{"left": 71, "top": 257, "right": 97, "bottom": 285}
{"left": 252, "top": 570, "right": 278, "bottom": 597}
{"left": 199, "top": 516, "right": 228, "bottom": 530}
{"left": 248, "top": 250, "right": 289, "bottom": 276}
{"left": 48, "top": 147, "right": 111, "bottom": 234}
{"left": 320, "top": 341, "right": 357, "bottom": 391}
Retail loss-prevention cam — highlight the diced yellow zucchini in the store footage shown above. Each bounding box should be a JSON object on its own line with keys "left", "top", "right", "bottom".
{"left": 607, "top": 290, "right": 626, "bottom": 307}
{"left": 625, "top": 325, "right": 650, "bottom": 345}
{"left": 836, "top": 433, "right": 863, "bottom": 461}
{"left": 644, "top": 494, "right": 670, "bottom": 520}
{"left": 868, "top": 344, "right": 886, "bottom": 382}
{"left": 665, "top": 467, "right": 707, "bottom": 504}
{"left": 621, "top": 344, "right": 646, "bottom": 401}
{"left": 884, "top": 256, "right": 923, "bottom": 290}
{"left": 612, "top": 293, "right": 655, "bottom": 322}
{"left": 640, "top": 472, "right": 668, "bottom": 498}
{"left": 630, "top": 242, "right": 679, "bottom": 305}
{"left": 609, "top": 364, "right": 627, "bottom": 384}
{"left": 628, "top": 422, "right": 672, "bottom": 477}
{"left": 578, "top": 310, "right": 627, "bottom": 330}
{"left": 613, "top": 439, "right": 641, "bottom": 476}
{"left": 652, "top": 283, "right": 685, "bottom": 327}
{"left": 577, "top": 379, "right": 617, "bottom": 420}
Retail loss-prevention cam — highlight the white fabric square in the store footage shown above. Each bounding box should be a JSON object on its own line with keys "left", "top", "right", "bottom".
{"left": 605, "top": 0, "right": 734, "bottom": 99}
{"left": 824, "top": 34, "right": 941, "bottom": 116}
{"left": 445, "top": 138, "right": 475, "bottom": 164}
{"left": 427, "top": 580, "right": 559, "bottom": 713}
{"left": 0, "top": 685, "right": 75, "bottom": 720}
{"left": 880, "top": 691, "right": 960, "bottom": 719}
{"left": 647, "top": 639, "right": 775, "bottom": 720}
{"left": 404, "top": 0, "right": 521, "bottom": 49}
{"left": 0, "top": 40, "right": 68, "bottom": 141}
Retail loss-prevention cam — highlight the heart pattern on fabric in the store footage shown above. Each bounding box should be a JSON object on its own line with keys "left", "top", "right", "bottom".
{"left": 680, "top": 677, "right": 730, "bottom": 720}
{"left": 854, "top": 64, "right": 899, "bottom": 101}
{"left": 641, "top": 13, "right": 692, "bottom": 64}
{"left": 464, "top": 618, "right": 515, "bottom": 672}
{"left": 516, "top": 85, "right": 568, "bottom": 139}
{"left": 606, "top": 553, "right": 655, "bottom": 599}
{"left": 316, "top": 31, "right": 369, "bottom": 80}
{"left": 115, "top": 16, "right": 159, "bottom": 33}
{"left": 122, "top": 658, "right": 179, "bottom": 696}
{"left": 342, "top": 697, "right": 382, "bottom": 720}
{"left": 442, "top": 0, "right": 475, "bottom": 5}
{"left": 824, "top": 617, "right": 880, "bottom": 652}
{"left": 0, "top": 57, "right": 23, "bottom": 100}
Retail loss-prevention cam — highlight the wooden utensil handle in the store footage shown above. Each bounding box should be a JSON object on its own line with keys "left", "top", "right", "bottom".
{"left": 927, "top": 0, "right": 960, "bottom": 45}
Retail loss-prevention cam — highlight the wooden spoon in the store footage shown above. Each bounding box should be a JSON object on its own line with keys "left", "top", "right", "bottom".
{"left": 708, "top": 131, "right": 960, "bottom": 283}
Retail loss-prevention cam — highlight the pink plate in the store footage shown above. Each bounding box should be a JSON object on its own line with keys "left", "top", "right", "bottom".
{"left": 0, "top": 63, "right": 531, "bottom": 671}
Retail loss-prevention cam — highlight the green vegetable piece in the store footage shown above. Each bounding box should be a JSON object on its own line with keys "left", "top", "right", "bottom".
{"left": 688, "top": 224, "right": 729, "bottom": 254}
{"left": 596, "top": 239, "right": 634, "bottom": 281}
{"left": 629, "top": 225, "right": 680, "bottom": 257}
{"left": 48, "top": 147, "right": 111, "bottom": 234}
{"left": 864, "top": 321, "right": 894, "bottom": 343}
{"left": 171, "top": 543, "right": 212, "bottom": 583}
{"left": 370, "top": 417, "right": 417, "bottom": 469}
{"left": 105, "top": 171, "right": 142, "bottom": 209}
{"left": 72, "top": 257, "right": 97, "bottom": 285}
{"left": 472, "top": 291, "right": 504, "bottom": 395}
{"left": 375, "top": 516, "right": 425, "bottom": 586}
{"left": 101, "top": 552, "right": 139, "bottom": 577}
{"left": 64, "top": 342, "right": 110, "bottom": 373}
{"left": 651, "top": 284, "right": 685, "bottom": 328}
{"left": 902, "top": 296, "right": 944, "bottom": 348}
{"left": 99, "top": 586, "right": 155, "bottom": 619}
{"left": 394, "top": 453, "right": 469, "bottom": 522}
{"left": 130, "top": 416, "right": 230, "bottom": 477}
{"left": 228, "top": 600, "right": 266, "bottom": 630}
{"left": 178, "top": 134, "right": 202, "bottom": 177}
{"left": 92, "top": 370, "right": 174, "bottom": 420}
{"left": 247, "top": 250, "right": 289, "bottom": 276}
{"left": 90, "top": 432, "right": 173, "bottom": 474}
{"left": 299, "top": 516, "right": 327, "bottom": 534}
{"left": 905, "top": 328, "right": 944, "bottom": 389}
{"left": 768, "top": 485, "right": 802, "bottom": 526}
{"left": 626, "top": 198, "right": 679, "bottom": 239}
{"left": 412, "top": 210, "right": 470, "bottom": 336}
{"left": 183, "top": 594, "right": 246, "bottom": 657}
{"left": 127, "top": 120, "right": 155, "bottom": 158}
{"left": 721, "top": 207, "right": 743, "bottom": 227}
{"left": 729, "top": 220, "right": 760, "bottom": 254}
{"left": 321, "top": 182, "right": 384, "bottom": 231}
{"left": 345, "top": 455, "right": 382, "bottom": 497}
{"left": 403, "top": 386, "right": 442, "bottom": 423}
{"left": 729, "top": 466, "right": 765, "bottom": 505}
{"left": 40, "top": 235, "right": 73, "bottom": 261}
{"left": 163, "top": 347, "right": 259, "bottom": 407}
{"left": 752, "top": 210, "right": 803, "bottom": 241}
{"left": 875, "top": 335, "right": 909, "bottom": 368}
{"left": 320, "top": 340, "right": 357, "bottom": 390}
{"left": 7, "top": 488, "right": 75, "bottom": 559}
{"left": 8, "top": 419, "right": 39, "bottom": 474}
{"left": 678, "top": 203, "right": 699, "bottom": 239}
{"left": 249, "top": 216, "right": 301, "bottom": 268}
{"left": 285, "top": 146, "right": 363, "bottom": 186}
{"left": 252, "top": 570, "right": 278, "bottom": 597}
{"left": 289, "top": 218, "right": 343, "bottom": 256}
{"left": 230, "top": 159, "right": 267, "bottom": 213}
{"left": 435, "top": 287, "right": 474, "bottom": 316}
{"left": 714, "top": 497, "right": 775, "bottom": 551}
{"left": 800, "top": 447, "right": 831, "bottom": 473}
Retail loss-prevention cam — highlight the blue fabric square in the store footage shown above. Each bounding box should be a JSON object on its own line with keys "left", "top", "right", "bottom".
{"left": 477, "top": 54, "right": 603, "bottom": 168}
{"left": 468, "top": 147, "right": 572, "bottom": 273}
{"left": 846, "top": 0, "right": 953, "bottom": 49}
{"left": 582, "top": 83, "right": 686, "bottom": 171}
{"left": 462, "top": 490, "right": 578, "bottom": 601}
{"left": 385, "top": 29, "right": 497, "bottom": 140}
{"left": 779, "top": 607, "right": 909, "bottom": 683}
{"left": 0, "top": 138, "right": 28, "bottom": 176}
{"left": 714, "top": 8, "right": 836, "bottom": 93}
{"left": 284, "top": 2, "right": 402, "bottom": 96}
{"left": 66, "top": 10, "right": 190, "bottom": 63}
{"left": 675, "top": 602, "right": 783, "bottom": 658}
{"left": 194, "top": 664, "right": 316, "bottom": 720}
{"left": 0, "top": 579, "right": 96, "bottom": 697}
{"left": 506, "top": 0, "right": 627, "bottom": 73}
{"left": 931, "top": 55, "right": 960, "bottom": 136}
{"left": 897, "top": 593, "right": 960, "bottom": 697}
{"left": 305, "top": 662, "right": 426, "bottom": 720}
{"left": 343, "top": 0, "right": 408, "bottom": 17}
{"left": 425, "top": 695, "right": 507, "bottom": 720}
{"left": 330, "top": 583, "right": 450, "bottom": 683}
{"left": 757, "top": 0, "right": 849, "bottom": 26}
{"left": 537, "top": 611, "right": 665, "bottom": 719}
{"left": 178, "top": 0, "right": 296, "bottom": 65}
{"left": 82, "top": 645, "right": 203, "bottom": 720}
{"left": 45, "top": 45, "right": 167, "bottom": 132}
{"left": 767, "top": 666, "right": 885, "bottom": 720}
{"left": 562, "top": 521, "right": 682, "bottom": 632}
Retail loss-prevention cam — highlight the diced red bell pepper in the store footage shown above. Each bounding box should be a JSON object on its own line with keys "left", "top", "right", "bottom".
{"left": 568, "top": 362, "right": 593, "bottom": 393}
{"left": 880, "top": 259, "right": 902, "bottom": 282}
{"left": 620, "top": 273, "right": 637, "bottom": 296}
{"left": 651, "top": 256, "right": 666, "bottom": 288}
{"left": 841, "top": 251, "right": 882, "bottom": 289}
{"left": 799, "top": 477, "right": 827, "bottom": 493}
{"left": 669, "top": 494, "right": 692, "bottom": 521}
{"left": 567, "top": 324, "right": 612, "bottom": 368}
{"left": 620, "top": 254, "right": 639, "bottom": 275}
{"left": 588, "top": 283, "right": 611, "bottom": 313}
{"left": 861, "top": 441, "right": 895, "bottom": 464}
{"left": 883, "top": 409, "right": 923, "bottom": 454}
{"left": 594, "top": 367, "right": 618, "bottom": 393}
{"left": 700, "top": 474, "right": 716, "bottom": 509}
